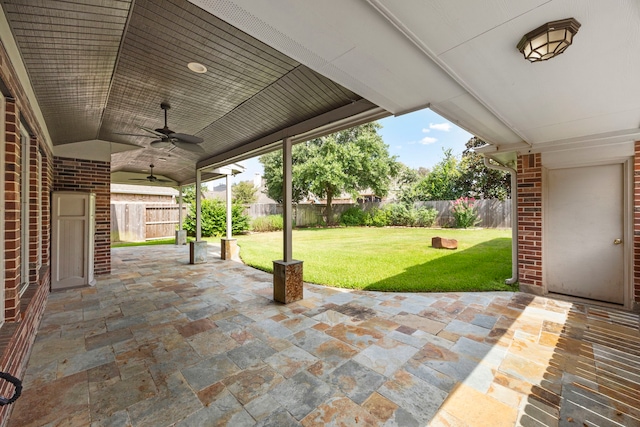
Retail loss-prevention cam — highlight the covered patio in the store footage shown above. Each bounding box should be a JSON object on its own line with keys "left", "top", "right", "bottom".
{"left": 9, "top": 245, "right": 640, "bottom": 426}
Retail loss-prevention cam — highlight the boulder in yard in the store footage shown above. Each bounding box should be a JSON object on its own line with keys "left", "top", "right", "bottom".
{"left": 432, "top": 236, "right": 458, "bottom": 250}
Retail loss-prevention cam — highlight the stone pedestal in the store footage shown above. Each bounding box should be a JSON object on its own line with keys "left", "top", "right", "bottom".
{"left": 189, "top": 241, "right": 208, "bottom": 264}
{"left": 175, "top": 230, "right": 187, "bottom": 245}
{"left": 220, "top": 238, "right": 238, "bottom": 260}
{"left": 273, "top": 260, "right": 303, "bottom": 304}
{"left": 432, "top": 236, "right": 458, "bottom": 250}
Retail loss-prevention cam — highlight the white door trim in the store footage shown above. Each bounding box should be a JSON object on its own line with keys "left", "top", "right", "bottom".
{"left": 542, "top": 158, "right": 632, "bottom": 309}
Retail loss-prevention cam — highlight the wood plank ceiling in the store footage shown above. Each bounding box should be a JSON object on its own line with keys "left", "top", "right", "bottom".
{"left": 0, "top": 0, "right": 366, "bottom": 184}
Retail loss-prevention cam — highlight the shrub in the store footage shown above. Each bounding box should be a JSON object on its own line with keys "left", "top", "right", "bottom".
{"left": 340, "top": 207, "right": 367, "bottom": 226}
{"left": 364, "top": 208, "right": 389, "bottom": 227}
{"left": 383, "top": 203, "right": 415, "bottom": 226}
{"left": 251, "top": 215, "right": 284, "bottom": 232}
{"left": 184, "top": 199, "right": 250, "bottom": 237}
{"left": 451, "top": 197, "right": 480, "bottom": 228}
{"left": 415, "top": 207, "right": 438, "bottom": 227}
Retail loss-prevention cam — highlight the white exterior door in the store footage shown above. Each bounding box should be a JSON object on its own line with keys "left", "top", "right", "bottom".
{"left": 52, "top": 192, "right": 95, "bottom": 289}
{"left": 546, "top": 164, "right": 625, "bottom": 304}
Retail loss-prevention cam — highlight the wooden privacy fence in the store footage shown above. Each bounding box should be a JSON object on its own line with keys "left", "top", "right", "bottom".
{"left": 111, "top": 203, "right": 188, "bottom": 242}
{"left": 247, "top": 199, "right": 511, "bottom": 228}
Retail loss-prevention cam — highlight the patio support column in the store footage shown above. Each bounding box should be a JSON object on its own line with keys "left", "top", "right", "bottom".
{"left": 190, "top": 169, "right": 207, "bottom": 263}
{"left": 221, "top": 173, "right": 237, "bottom": 260}
{"left": 273, "top": 137, "right": 303, "bottom": 303}
{"left": 176, "top": 185, "right": 186, "bottom": 245}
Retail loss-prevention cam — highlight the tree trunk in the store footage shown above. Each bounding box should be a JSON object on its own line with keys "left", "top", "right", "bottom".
{"left": 325, "top": 190, "right": 333, "bottom": 226}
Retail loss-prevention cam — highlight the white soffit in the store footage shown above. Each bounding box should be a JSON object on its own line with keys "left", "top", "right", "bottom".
{"left": 384, "top": 0, "right": 640, "bottom": 147}
{"left": 190, "top": 0, "right": 524, "bottom": 146}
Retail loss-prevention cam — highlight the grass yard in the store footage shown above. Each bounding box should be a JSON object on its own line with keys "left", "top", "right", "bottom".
{"left": 112, "top": 237, "right": 194, "bottom": 248}
{"left": 236, "top": 227, "right": 515, "bottom": 292}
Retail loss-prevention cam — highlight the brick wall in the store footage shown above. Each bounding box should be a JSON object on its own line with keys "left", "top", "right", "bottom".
{"left": 53, "top": 157, "right": 111, "bottom": 275}
{"left": 1, "top": 30, "right": 54, "bottom": 426}
{"left": 517, "top": 153, "right": 543, "bottom": 289}
{"left": 4, "top": 100, "right": 21, "bottom": 322}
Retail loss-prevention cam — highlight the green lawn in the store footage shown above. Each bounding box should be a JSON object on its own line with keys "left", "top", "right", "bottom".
{"left": 112, "top": 237, "right": 194, "bottom": 248}
{"left": 236, "top": 227, "right": 515, "bottom": 292}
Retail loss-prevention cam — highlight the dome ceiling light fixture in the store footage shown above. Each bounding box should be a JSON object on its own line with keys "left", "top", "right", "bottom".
{"left": 517, "top": 18, "right": 581, "bottom": 62}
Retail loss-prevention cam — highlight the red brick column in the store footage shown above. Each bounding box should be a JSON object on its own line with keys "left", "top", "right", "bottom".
{"left": 53, "top": 157, "right": 111, "bottom": 275}
{"left": 517, "top": 153, "right": 543, "bottom": 293}
{"left": 4, "top": 100, "right": 21, "bottom": 321}
{"left": 634, "top": 142, "right": 640, "bottom": 304}
{"left": 41, "top": 150, "right": 52, "bottom": 266}
{"left": 28, "top": 136, "right": 39, "bottom": 284}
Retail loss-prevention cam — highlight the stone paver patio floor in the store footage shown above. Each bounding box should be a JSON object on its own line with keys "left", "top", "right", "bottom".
{"left": 8, "top": 244, "right": 640, "bottom": 426}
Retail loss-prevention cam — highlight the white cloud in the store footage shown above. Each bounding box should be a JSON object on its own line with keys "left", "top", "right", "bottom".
{"left": 422, "top": 128, "right": 431, "bottom": 133}
{"left": 429, "top": 122, "right": 451, "bottom": 132}
{"left": 420, "top": 136, "right": 438, "bottom": 145}
{"left": 395, "top": 145, "right": 402, "bottom": 150}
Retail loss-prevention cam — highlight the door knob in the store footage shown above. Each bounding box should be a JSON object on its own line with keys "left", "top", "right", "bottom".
{"left": 613, "top": 239, "right": 622, "bottom": 245}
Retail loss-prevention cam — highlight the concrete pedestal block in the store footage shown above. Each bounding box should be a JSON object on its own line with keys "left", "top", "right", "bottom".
{"left": 220, "top": 238, "right": 237, "bottom": 260}
{"left": 189, "top": 241, "right": 208, "bottom": 264}
{"left": 273, "top": 260, "right": 303, "bottom": 304}
{"left": 175, "top": 230, "right": 187, "bottom": 245}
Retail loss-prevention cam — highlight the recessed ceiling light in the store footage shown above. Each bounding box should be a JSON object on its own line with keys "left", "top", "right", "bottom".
{"left": 187, "top": 62, "right": 207, "bottom": 73}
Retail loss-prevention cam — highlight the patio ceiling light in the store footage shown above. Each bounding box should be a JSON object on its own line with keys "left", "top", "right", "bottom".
{"left": 517, "top": 18, "right": 581, "bottom": 62}
{"left": 187, "top": 62, "right": 207, "bottom": 73}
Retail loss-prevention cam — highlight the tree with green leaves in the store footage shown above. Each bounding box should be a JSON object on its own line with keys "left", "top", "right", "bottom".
{"left": 232, "top": 181, "right": 258, "bottom": 204}
{"left": 458, "top": 137, "right": 510, "bottom": 200}
{"left": 180, "top": 184, "right": 208, "bottom": 205}
{"left": 413, "top": 148, "right": 464, "bottom": 201}
{"left": 259, "top": 122, "right": 399, "bottom": 224}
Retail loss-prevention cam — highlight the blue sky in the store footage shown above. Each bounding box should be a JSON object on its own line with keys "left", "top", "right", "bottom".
{"left": 221, "top": 108, "right": 473, "bottom": 186}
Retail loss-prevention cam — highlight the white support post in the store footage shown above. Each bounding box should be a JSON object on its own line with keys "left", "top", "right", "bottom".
{"left": 178, "top": 185, "right": 184, "bottom": 230}
{"left": 196, "top": 169, "right": 202, "bottom": 241}
{"left": 283, "top": 137, "right": 293, "bottom": 262}
{"left": 226, "top": 174, "right": 232, "bottom": 240}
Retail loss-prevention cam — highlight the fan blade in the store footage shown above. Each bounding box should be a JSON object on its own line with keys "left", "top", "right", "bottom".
{"left": 141, "top": 127, "right": 165, "bottom": 137}
{"left": 150, "top": 140, "right": 172, "bottom": 149}
{"left": 156, "top": 178, "right": 174, "bottom": 183}
{"left": 114, "top": 132, "right": 157, "bottom": 138}
{"left": 173, "top": 140, "right": 205, "bottom": 153}
{"left": 170, "top": 133, "right": 204, "bottom": 144}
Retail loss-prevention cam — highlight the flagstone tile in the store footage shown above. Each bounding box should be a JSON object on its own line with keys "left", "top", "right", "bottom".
{"left": 391, "top": 313, "right": 447, "bottom": 335}
{"left": 182, "top": 353, "right": 240, "bottom": 391}
{"left": 325, "top": 323, "right": 384, "bottom": 349}
{"left": 353, "top": 337, "right": 419, "bottom": 377}
{"left": 378, "top": 370, "right": 448, "bottom": 425}
{"left": 187, "top": 329, "right": 239, "bottom": 358}
{"left": 362, "top": 391, "right": 398, "bottom": 423}
{"left": 301, "top": 395, "right": 381, "bottom": 426}
{"left": 127, "top": 372, "right": 203, "bottom": 427}
{"left": 89, "top": 370, "right": 157, "bottom": 420}
{"left": 324, "top": 360, "right": 386, "bottom": 404}
{"left": 265, "top": 345, "right": 319, "bottom": 378}
{"left": 223, "top": 364, "right": 285, "bottom": 405}
{"left": 311, "top": 309, "right": 352, "bottom": 326}
{"left": 243, "top": 393, "right": 284, "bottom": 422}
{"left": 254, "top": 407, "right": 302, "bottom": 427}
{"left": 226, "top": 339, "right": 277, "bottom": 369}
{"left": 269, "top": 370, "right": 333, "bottom": 420}
{"left": 439, "top": 383, "right": 517, "bottom": 427}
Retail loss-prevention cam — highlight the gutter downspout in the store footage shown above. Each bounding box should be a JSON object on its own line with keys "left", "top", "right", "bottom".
{"left": 483, "top": 156, "right": 518, "bottom": 285}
